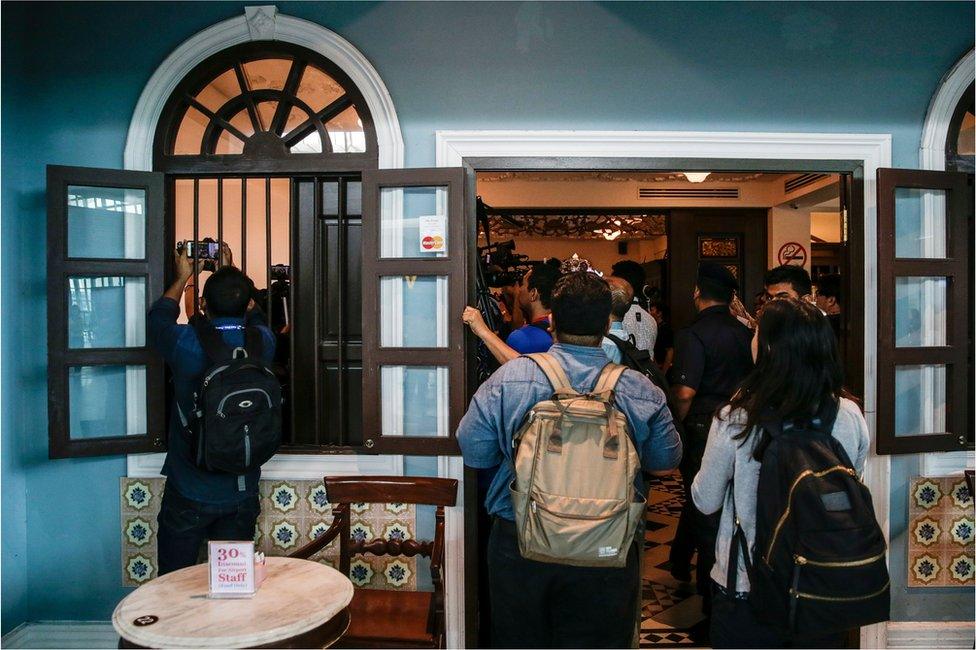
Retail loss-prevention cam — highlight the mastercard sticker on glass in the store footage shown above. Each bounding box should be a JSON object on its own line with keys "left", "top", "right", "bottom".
{"left": 418, "top": 215, "right": 447, "bottom": 253}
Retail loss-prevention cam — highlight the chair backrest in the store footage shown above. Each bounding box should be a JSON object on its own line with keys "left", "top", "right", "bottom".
{"left": 289, "top": 475, "right": 457, "bottom": 648}
{"left": 322, "top": 476, "right": 457, "bottom": 576}
{"left": 325, "top": 475, "right": 459, "bottom": 507}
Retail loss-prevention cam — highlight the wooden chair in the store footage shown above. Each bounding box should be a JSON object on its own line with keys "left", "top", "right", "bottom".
{"left": 290, "top": 476, "right": 458, "bottom": 649}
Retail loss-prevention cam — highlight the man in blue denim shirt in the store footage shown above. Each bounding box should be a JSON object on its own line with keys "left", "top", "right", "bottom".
{"left": 458, "top": 272, "right": 682, "bottom": 648}
{"left": 148, "top": 247, "right": 275, "bottom": 574}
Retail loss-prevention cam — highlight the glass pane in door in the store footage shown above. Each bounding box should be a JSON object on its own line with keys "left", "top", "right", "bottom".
{"left": 68, "top": 365, "right": 147, "bottom": 439}
{"left": 895, "top": 277, "right": 947, "bottom": 347}
{"left": 67, "top": 186, "right": 146, "bottom": 259}
{"left": 380, "top": 276, "right": 448, "bottom": 347}
{"left": 894, "top": 188, "right": 947, "bottom": 258}
{"left": 380, "top": 186, "right": 449, "bottom": 258}
{"left": 380, "top": 366, "right": 449, "bottom": 437}
{"left": 894, "top": 364, "right": 947, "bottom": 436}
{"left": 67, "top": 276, "right": 146, "bottom": 348}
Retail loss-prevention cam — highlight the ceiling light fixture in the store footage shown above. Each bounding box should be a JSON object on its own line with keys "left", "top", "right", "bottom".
{"left": 682, "top": 172, "right": 711, "bottom": 183}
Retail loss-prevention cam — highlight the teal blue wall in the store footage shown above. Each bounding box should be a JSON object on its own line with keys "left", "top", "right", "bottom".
{"left": 2, "top": 0, "right": 972, "bottom": 632}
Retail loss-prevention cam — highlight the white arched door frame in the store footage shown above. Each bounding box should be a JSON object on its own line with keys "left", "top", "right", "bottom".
{"left": 920, "top": 48, "right": 974, "bottom": 171}
{"left": 918, "top": 49, "right": 975, "bottom": 477}
{"left": 123, "top": 4, "right": 404, "bottom": 171}
{"left": 124, "top": 6, "right": 409, "bottom": 481}
{"left": 122, "top": 6, "right": 413, "bottom": 492}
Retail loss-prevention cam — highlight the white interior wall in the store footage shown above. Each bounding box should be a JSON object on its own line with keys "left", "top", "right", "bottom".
{"left": 768, "top": 206, "right": 812, "bottom": 272}
{"left": 811, "top": 211, "right": 843, "bottom": 242}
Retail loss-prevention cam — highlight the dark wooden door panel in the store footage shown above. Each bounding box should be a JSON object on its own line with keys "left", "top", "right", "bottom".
{"left": 668, "top": 209, "right": 768, "bottom": 330}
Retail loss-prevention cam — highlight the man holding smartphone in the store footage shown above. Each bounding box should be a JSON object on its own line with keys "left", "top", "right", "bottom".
{"left": 148, "top": 244, "right": 276, "bottom": 574}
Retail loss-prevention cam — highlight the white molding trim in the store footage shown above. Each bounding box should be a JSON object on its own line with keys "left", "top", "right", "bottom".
{"left": 2, "top": 621, "right": 118, "bottom": 649}
{"left": 439, "top": 455, "right": 466, "bottom": 649}
{"left": 920, "top": 450, "right": 975, "bottom": 477}
{"left": 920, "top": 49, "right": 975, "bottom": 171}
{"left": 123, "top": 5, "right": 404, "bottom": 171}
{"left": 126, "top": 452, "right": 404, "bottom": 480}
{"left": 436, "top": 129, "right": 892, "bottom": 650}
{"left": 887, "top": 621, "right": 976, "bottom": 649}
{"left": 918, "top": 49, "right": 975, "bottom": 476}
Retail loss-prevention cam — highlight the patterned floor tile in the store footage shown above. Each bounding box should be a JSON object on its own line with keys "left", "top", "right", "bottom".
{"left": 640, "top": 630, "right": 696, "bottom": 647}
{"left": 645, "top": 518, "right": 671, "bottom": 532}
{"left": 646, "top": 495, "right": 686, "bottom": 518}
{"left": 641, "top": 582, "right": 695, "bottom": 616}
{"left": 645, "top": 475, "right": 686, "bottom": 497}
{"left": 640, "top": 473, "right": 705, "bottom": 647}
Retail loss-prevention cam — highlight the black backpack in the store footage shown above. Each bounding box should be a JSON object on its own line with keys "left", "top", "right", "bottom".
{"left": 728, "top": 399, "right": 890, "bottom": 637}
{"left": 606, "top": 333, "right": 671, "bottom": 401}
{"left": 182, "top": 315, "right": 283, "bottom": 475}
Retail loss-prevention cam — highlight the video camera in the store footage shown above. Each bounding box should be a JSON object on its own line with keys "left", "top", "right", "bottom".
{"left": 478, "top": 240, "right": 533, "bottom": 287}
{"left": 270, "top": 264, "right": 291, "bottom": 282}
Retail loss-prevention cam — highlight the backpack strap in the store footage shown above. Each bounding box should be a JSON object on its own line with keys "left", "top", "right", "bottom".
{"left": 526, "top": 353, "right": 577, "bottom": 398}
{"left": 190, "top": 314, "right": 232, "bottom": 362}
{"left": 592, "top": 362, "right": 627, "bottom": 396}
{"left": 592, "top": 363, "right": 628, "bottom": 459}
{"left": 726, "top": 479, "right": 755, "bottom": 593}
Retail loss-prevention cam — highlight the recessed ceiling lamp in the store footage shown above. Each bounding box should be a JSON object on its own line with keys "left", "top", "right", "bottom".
{"left": 682, "top": 172, "right": 711, "bottom": 183}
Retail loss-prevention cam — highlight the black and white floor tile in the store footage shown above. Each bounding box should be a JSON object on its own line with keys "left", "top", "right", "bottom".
{"left": 640, "top": 472, "right": 706, "bottom": 648}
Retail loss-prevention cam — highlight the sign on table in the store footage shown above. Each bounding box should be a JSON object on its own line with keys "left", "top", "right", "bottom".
{"left": 208, "top": 541, "right": 256, "bottom": 598}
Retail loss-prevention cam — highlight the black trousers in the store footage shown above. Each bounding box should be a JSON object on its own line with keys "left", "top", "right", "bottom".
{"left": 710, "top": 582, "right": 847, "bottom": 649}
{"left": 669, "top": 414, "right": 721, "bottom": 602}
{"left": 156, "top": 486, "right": 260, "bottom": 575}
{"left": 487, "top": 518, "right": 640, "bottom": 649}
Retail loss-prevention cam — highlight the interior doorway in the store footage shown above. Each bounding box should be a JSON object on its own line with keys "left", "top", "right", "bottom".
{"left": 471, "top": 168, "right": 850, "bottom": 647}
{"left": 476, "top": 171, "right": 846, "bottom": 336}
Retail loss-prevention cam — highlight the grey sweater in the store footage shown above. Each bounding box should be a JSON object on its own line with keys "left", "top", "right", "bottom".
{"left": 690, "top": 398, "right": 870, "bottom": 592}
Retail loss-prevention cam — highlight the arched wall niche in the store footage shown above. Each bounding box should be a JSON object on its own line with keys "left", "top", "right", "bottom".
{"left": 124, "top": 5, "right": 404, "bottom": 172}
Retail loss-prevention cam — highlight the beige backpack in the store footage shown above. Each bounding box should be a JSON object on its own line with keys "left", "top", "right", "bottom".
{"left": 509, "top": 353, "right": 646, "bottom": 568}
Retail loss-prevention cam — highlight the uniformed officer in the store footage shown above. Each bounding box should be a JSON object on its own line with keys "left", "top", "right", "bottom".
{"left": 667, "top": 263, "right": 754, "bottom": 615}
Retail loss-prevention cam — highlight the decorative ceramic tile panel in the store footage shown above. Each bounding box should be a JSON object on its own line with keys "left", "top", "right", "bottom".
{"left": 120, "top": 478, "right": 418, "bottom": 591}
{"left": 907, "top": 477, "right": 974, "bottom": 587}
{"left": 120, "top": 479, "right": 163, "bottom": 586}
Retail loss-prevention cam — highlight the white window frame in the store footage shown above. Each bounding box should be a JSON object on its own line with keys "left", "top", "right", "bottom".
{"left": 918, "top": 48, "right": 975, "bottom": 477}
{"left": 438, "top": 129, "right": 892, "bottom": 649}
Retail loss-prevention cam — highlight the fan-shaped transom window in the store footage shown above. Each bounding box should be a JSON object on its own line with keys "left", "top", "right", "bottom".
{"left": 155, "top": 43, "right": 376, "bottom": 171}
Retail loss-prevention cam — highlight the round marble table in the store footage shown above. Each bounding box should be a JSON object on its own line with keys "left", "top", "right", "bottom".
{"left": 113, "top": 557, "right": 353, "bottom": 648}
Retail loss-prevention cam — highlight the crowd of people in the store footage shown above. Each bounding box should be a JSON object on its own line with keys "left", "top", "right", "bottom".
{"left": 458, "top": 254, "right": 877, "bottom": 649}
{"left": 145, "top": 238, "right": 876, "bottom": 650}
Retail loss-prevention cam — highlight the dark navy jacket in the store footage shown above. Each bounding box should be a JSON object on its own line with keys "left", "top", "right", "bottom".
{"left": 148, "top": 297, "right": 276, "bottom": 505}
{"left": 671, "top": 305, "right": 753, "bottom": 419}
